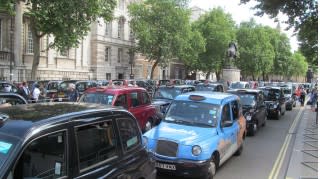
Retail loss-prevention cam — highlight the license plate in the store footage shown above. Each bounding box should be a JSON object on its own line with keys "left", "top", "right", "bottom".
{"left": 155, "top": 162, "right": 176, "bottom": 170}
{"left": 58, "top": 98, "right": 62, "bottom": 102}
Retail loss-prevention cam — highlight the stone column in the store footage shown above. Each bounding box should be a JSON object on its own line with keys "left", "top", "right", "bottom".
{"left": 14, "top": 1, "right": 23, "bottom": 66}
{"left": 222, "top": 68, "right": 241, "bottom": 88}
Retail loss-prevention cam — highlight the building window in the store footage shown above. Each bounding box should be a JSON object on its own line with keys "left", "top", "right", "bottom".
{"left": 26, "top": 25, "right": 33, "bottom": 54}
{"left": 118, "top": 48, "right": 122, "bottom": 63}
{"left": 105, "top": 47, "right": 110, "bottom": 61}
{"left": 106, "top": 73, "right": 111, "bottom": 80}
{"left": 105, "top": 21, "right": 111, "bottom": 36}
{"left": 117, "top": 18, "right": 124, "bottom": 39}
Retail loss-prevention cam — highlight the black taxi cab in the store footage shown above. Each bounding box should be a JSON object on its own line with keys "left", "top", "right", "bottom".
{"left": 0, "top": 103, "right": 155, "bottom": 179}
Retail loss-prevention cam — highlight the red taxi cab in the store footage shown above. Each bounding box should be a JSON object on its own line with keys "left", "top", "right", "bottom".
{"left": 79, "top": 85, "right": 159, "bottom": 132}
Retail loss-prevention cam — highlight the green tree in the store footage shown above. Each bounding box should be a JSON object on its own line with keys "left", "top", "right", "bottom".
{"left": 290, "top": 51, "right": 308, "bottom": 79}
{"left": 128, "top": 0, "right": 191, "bottom": 79}
{"left": 264, "top": 27, "right": 292, "bottom": 79}
{"left": 1, "top": 0, "right": 116, "bottom": 79}
{"left": 240, "top": 0, "right": 318, "bottom": 67}
{"left": 236, "top": 19, "right": 274, "bottom": 80}
{"left": 177, "top": 25, "right": 205, "bottom": 77}
{"left": 194, "top": 7, "right": 236, "bottom": 80}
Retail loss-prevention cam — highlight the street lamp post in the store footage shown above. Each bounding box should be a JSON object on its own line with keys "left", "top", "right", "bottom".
{"left": 129, "top": 49, "right": 134, "bottom": 79}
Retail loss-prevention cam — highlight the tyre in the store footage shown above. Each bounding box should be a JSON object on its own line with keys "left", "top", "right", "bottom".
{"left": 276, "top": 110, "right": 281, "bottom": 120}
{"left": 234, "top": 143, "right": 243, "bottom": 156}
{"left": 248, "top": 122, "right": 257, "bottom": 136}
{"left": 207, "top": 156, "right": 217, "bottom": 179}
{"left": 262, "top": 115, "right": 267, "bottom": 127}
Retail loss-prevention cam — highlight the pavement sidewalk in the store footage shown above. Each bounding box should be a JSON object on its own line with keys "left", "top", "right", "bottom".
{"left": 286, "top": 104, "right": 318, "bottom": 179}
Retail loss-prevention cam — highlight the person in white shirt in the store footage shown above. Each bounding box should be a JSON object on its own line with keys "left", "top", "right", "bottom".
{"left": 32, "top": 84, "right": 41, "bottom": 102}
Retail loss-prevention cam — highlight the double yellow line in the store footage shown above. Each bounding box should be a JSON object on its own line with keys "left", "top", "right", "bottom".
{"left": 268, "top": 105, "right": 304, "bottom": 179}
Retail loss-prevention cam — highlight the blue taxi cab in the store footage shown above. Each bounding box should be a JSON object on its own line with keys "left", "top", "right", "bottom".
{"left": 143, "top": 91, "right": 246, "bottom": 178}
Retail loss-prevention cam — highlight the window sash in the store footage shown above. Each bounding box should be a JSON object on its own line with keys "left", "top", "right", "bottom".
{"left": 26, "top": 26, "right": 33, "bottom": 54}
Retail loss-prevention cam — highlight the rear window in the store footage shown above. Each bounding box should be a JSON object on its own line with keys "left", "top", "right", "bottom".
{"left": 230, "top": 82, "right": 245, "bottom": 89}
{"left": 80, "top": 93, "right": 114, "bottom": 105}
{"left": 0, "top": 133, "right": 19, "bottom": 171}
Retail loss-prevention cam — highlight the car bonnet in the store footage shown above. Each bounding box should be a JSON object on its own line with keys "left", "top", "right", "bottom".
{"left": 144, "top": 122, "right": 217, "bottom": 145}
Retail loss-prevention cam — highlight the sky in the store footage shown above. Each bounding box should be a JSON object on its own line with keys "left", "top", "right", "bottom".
{"left": 189, "top": 0, "right": 299, "bottom": 52}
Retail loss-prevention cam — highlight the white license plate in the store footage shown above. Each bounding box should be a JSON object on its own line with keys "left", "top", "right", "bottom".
{"left": 58, "top": 98, "right": 62, "bottom": 102}
{"left": 155, "top": 162, "right": 176, "bottom": 170}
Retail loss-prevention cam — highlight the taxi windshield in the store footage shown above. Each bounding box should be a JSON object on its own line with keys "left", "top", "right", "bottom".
{"left": 79, "top": 93, "right": 114, "bottom": 105}
{"left": 0, "top": 133, "right": 19, "bottom": 171}
{"left": 165, "top": 101, "right": 220, "bottom": 127}
{"left": 154, "top": 88, "right": 182, "bottom": 100}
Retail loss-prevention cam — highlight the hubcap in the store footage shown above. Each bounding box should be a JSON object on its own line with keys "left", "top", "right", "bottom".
{"left": 254, "top": 123, "right": 257, "bottom": 132}
{"left": 208, "top": 160, "right": 216, "bottom": 177}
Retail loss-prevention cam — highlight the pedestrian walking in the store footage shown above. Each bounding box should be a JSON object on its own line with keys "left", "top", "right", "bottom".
{"left": 18, "top": 81, "right": 30, "bottom": 101}
{"left": 67, "top": 83, "right": 79, "bottom": 102}
{"left": 31, "top": 84, "right": 41, "bottom": 103}
{"left": 300, "top": 88, "right": 306, "bottom": 106}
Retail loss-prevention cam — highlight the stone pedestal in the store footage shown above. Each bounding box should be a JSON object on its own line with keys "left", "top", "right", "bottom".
{"left": 222, "top": 68, "right": 241, "bottom": 88}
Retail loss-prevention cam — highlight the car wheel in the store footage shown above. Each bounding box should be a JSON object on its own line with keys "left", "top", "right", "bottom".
{"left": 234, "top": 143, "right": 243, "bottom": 156}
{"left": 248, "top": 122, "right": 257, "bottom": 136}
{"left": 262, "top": 115, "right": 267, "bottom": 127}
{"left": 207, "top": 155, "right": 217, "bottom": 178}
{"left": 276, "top": 110, "right": 281, "bottom": 120}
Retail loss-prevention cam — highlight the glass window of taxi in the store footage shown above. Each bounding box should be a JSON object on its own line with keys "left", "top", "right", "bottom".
{"left": 165, "top": 100, "right": 220, "bottom": 127}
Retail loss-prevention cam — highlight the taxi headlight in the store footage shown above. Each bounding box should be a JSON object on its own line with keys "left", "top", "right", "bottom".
{"left": 192, "top": 145, "right": 202, "bottom": 156}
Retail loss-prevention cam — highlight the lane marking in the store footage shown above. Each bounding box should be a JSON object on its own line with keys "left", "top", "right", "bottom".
{"left": 268, "top": 107, "right": 304, "bottom": 179}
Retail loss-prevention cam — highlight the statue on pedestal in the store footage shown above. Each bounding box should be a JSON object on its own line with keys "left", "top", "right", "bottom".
{"left": 225, "top": 42, "right": 238, "bottom": 69}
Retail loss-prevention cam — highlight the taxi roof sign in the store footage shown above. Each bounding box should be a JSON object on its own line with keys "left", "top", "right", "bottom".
{"left": 189, "top": 95, "right": 206, "bottom": 101}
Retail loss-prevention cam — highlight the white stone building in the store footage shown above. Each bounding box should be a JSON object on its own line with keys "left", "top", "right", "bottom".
{"left": 0, "top": 0, "right": 135, "bottom": 81}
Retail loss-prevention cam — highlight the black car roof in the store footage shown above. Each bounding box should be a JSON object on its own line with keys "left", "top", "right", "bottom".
{"left": 0, "top": 103, "right": 126, "bottom": 139}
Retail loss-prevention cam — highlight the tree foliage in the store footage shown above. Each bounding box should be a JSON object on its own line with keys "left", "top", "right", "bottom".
{"left": 236, "top": 19, "right": 275, "bottom": 81}
{"left": 290, "top": 51, "right": 308, "bottom": 78}
{"left": 193, "top": 7, "right": 236, "bottom": 80}
{"left": 128, "top": 0, "right": 191, "bottom": 79}
{"left": 0, "top": 0, "right": 117, "bottom": 79}
{"left": 240, "top": 0, "right": 318, "bottom": 66}
{"left": 177, "top": 26, "right": 205, "bottom": 74}
{"left": 264, "top": 27, "right": 292, "bottom": 77}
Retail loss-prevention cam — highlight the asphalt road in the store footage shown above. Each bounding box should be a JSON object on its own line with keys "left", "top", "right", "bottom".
{"left": 157, "top": 105, "right": 304, "bottom": 179}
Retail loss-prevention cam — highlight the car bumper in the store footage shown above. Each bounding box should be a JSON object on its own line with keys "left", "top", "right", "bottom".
{"left": 286, "top": 101, "right": 293, "bottom": 108}
{"left": 267, "top": 109, "right": 279, "bottom": 117}
{"left": 152, "top": 155, "right": 210, "bottom": 178}
{"left": 246, "top": 120, "right": 256, "bottom": 129}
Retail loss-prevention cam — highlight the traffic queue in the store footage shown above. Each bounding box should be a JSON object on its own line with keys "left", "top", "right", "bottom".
{"left": 0, "top": 79, "right": 316, "bottom": 178}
